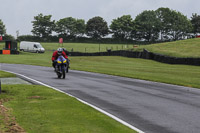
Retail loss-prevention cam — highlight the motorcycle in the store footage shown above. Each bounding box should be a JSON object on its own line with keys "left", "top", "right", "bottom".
{"left": 55, "top": 55, "right": 68, "bottom": 79}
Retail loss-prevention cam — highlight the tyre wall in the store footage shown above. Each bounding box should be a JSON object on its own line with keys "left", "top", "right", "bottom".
{"left": 69, "top": 49, "right": 200, "bottom": 66}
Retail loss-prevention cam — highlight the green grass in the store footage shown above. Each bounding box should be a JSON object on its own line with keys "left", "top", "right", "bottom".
{"left": 0, "top": 42, "right": 4, "bottom": 49}
{"left": 0, "top": 70, "right": 16, "bottom": 78}
{"left": 42, "top": 42, "right": 132, "bottom": 52}
{"left": 133, "top": 38, "right": 200, "bottom": 58}
{"left": 0, "top": 84, "right": 136, "bottom": 133}
{"left": 0, "top": 51, "right": 52, "bottom": 66}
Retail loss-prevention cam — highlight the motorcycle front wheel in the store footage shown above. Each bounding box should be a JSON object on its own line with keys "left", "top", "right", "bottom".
{"left": 57, "top": 72, "right": 62, "bottom": 78}
{"left": 62, "top": 68, "right": 66, "bottom": 79}
{"left": 66, "top": 66, "right": 69, "bottom": 73}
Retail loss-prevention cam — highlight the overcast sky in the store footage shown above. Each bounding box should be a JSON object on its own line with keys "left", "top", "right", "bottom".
{"left": 1, "top": 0, "right": 200, "bottom": 37}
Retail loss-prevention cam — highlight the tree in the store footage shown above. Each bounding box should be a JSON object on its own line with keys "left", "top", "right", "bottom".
{"left": 155, "top": 8, "right": 192, "bottom": 41}
{"left": 55, "top": 17, "right": 85, "bottom": 38}
{"left": 191, "top": 13, "right": 200, "bottom": 36}
{"left": 86, "top": 16, "right": 109, "bottom": 39}
{"left": 169, "top": 10, "right": 192, "bottom": 40}
{"left": 31, "top": 13, "right": 55, "bottom": 38}
{"left": 75, "top": 19, "right": 86, "bottom": 37}
{"left": 156, "top": 7, "right": 173, "bottom": 41}
{"left": 0, "top": 19, "right": 6, "bottom": 36}
{"left": 110, "top": 15, "right": 135, "bottom": 41}
{"left": 135, "top": 10, "right": 161, "bottom": 42}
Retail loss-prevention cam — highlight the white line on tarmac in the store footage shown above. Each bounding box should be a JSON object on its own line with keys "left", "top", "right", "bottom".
{"left": 3, "top": 70, "right": 145, "bottom": 133}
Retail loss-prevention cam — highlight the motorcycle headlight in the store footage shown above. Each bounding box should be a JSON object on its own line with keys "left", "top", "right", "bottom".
{"left": 63, "top": 60, "right": 67, "bottom": 63}
{"left": 57, "top": 61, "right": 62, "bottom": 64}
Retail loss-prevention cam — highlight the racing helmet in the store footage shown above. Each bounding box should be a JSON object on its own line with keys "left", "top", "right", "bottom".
{"left": 62, "top": 48, "right": 66, "bottom": 51}
{"left": 57, "top": 48, "right": 63, "bottom": 55}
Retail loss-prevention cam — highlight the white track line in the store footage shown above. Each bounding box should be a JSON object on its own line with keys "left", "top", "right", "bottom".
{"left": 3, "top": 70, "right": 145, "bottom": 133}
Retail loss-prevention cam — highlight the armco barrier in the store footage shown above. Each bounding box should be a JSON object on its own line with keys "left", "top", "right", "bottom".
{"left": 70, "top": 49, "right": 200, "bottom": 66}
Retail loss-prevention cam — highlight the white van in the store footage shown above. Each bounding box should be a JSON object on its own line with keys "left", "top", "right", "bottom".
{"left": 19, "top": 41, "right": 45, "bottom": 53}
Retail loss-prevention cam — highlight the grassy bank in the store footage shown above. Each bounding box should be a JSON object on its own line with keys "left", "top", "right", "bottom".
{"left": 134, "top": 38, "right": 200, "bottom": 58}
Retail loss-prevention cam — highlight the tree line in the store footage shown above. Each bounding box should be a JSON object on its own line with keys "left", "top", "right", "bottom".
{"left": 1, "top": 7, "right": 200, "bottom": 43}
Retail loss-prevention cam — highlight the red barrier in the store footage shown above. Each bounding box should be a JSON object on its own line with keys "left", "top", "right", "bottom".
{"left": 3, "top": 50, "right": 10, "bottom": 54}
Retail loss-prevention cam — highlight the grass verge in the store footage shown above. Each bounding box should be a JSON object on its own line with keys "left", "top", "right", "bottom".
{"left": 0, "top": 84, "right": 136, "bottom": 133}
{"left": 0, "top": 70, "right": 16, "bottom": 78}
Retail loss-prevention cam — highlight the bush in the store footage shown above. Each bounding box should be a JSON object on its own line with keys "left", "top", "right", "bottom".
{"left": 3, "top": 34, "right": 15, "bottom": 41}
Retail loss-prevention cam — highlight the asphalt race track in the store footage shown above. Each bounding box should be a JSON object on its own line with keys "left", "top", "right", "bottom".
{"left": 1, "top": 63, "right": 200, "bottom": 133}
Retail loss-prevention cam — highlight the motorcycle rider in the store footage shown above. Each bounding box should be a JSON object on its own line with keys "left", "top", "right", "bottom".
{"left": 52, "top": 48, "right": 70, "bottom": 70}
{"left": 62, "top": 48, "right": 70, "bottom": 66}
{"left": 62, "top": 48, "right": 69, "bottom": 56}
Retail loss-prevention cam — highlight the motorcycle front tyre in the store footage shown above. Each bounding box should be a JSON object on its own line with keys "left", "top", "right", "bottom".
{"left": 57, "top": 72, "right": 62, "bottom": 79}
{"left": 62, "top": 69, "right": 66, "bottom": 79}
{"left": 66, "top": 67, "right": 69, "bottom": 73}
